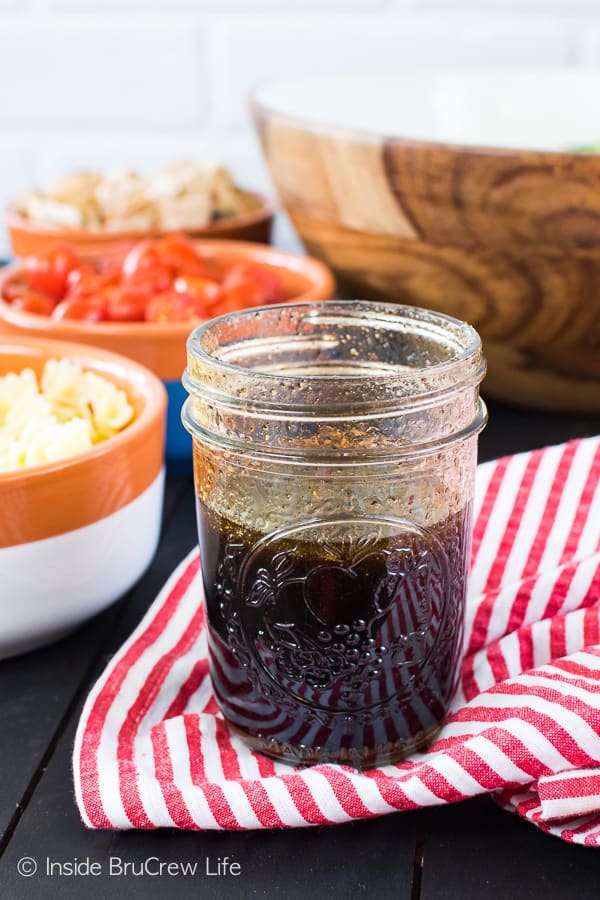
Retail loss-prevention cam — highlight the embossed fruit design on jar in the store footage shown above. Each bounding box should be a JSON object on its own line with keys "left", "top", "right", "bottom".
{"left": 183, "top": 301, "right": 486, "bottom": 767}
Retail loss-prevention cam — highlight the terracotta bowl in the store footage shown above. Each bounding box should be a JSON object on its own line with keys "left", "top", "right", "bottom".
{"left": 7, "top": 191, "right": 275, "bottom": 257}
{"left": 0, "top": 240, "right": 335, "bottom": 470}
{"left": 253, "top": 70, "right": 600, "bottom": 413}
{"left": 0, "top": 336, "right": 166, "bottom": 658}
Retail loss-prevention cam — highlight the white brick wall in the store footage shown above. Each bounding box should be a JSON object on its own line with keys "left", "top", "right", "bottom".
{"left": 0, "top": 18, "right": 208, "bottom": 127}
{"left": 421, "top": 0, "right": 600, "bottom": 9}
{"left": 214, "top": 13, "right": 578, "bottom": 129}
{"left": 0, "top": 0, "right": 598, "bottom": 254}
{"left": 52, "top": 0, "right": 392, "bottom": 9}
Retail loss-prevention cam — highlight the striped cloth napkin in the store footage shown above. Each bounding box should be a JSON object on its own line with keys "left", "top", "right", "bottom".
{"left": 73, "top": 436, "right": 600, "bottom": 845}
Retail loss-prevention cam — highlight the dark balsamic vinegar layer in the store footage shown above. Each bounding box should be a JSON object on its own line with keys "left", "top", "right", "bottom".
{"left": 197, "top": 500, "right": 471, "bottom": 767}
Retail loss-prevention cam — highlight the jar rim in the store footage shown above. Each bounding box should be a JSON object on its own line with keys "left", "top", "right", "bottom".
{"left": 186, "top": 300, "right": 483, "bottom": 386}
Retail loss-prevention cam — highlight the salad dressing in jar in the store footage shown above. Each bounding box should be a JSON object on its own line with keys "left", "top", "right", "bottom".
{"left": 183, "top": 301, "right": 486, "bottom": 767}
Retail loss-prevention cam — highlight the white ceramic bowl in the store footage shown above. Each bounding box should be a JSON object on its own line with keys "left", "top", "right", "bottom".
{"left": 0, "top": 336, "right": 166, "bottom": 658}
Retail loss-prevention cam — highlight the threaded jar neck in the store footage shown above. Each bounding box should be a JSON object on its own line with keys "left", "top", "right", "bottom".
{"left": 183, "top": 301, "right": 486, "bottom": 460}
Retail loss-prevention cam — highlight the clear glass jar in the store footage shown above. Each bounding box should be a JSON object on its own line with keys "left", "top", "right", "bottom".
{"left": 182, "top": 301, "right": 486, "bottom": 768}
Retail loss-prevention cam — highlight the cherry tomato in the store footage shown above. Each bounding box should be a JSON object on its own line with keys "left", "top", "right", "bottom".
{"left": 24, "top": 245, "right": 78, "bottom": 300}
{"left": 122, "top": 240, "right": 162, "bottom": 278}
{"left": 145, "top": 291, "right": 208, "bottom": 324}
{"left": 105, "top": 285, "right": 151, "bottom": 322}
{"left": 213, "top": 282, "right": 266, "bottom": 315}
{"left": 157, "top": 233, "right": 221, "bottom": 280}
{"left": 9, "top": 239, "right": 293, "bottom": 326}
{"left": 2, "top": 272, "right": 29, "bottom": 303}
{"left": 51, "top": 296, "right": 107, "bottom": 322}
{"left": 11, "top": 291, "right": 56, "bottom": 316}
{"left": 66, "top": 276, "right": 115, "bottom": 301}
{"left": 223, "top": 262, "right": 287, "bottom": 304}
{"left": 65, "top": 263, "right": 97, "bottom": 293}
{"left": 96, "top": 243, "right": 133, "bottom": 276}
{"left": 49, "top": 245, "right": 79, "bottom": 288}
{"left": 65, "top": 268, "right": 119, "bottom": 300}
{"left": 123, "top": 264, "right": 172, "bottom": 295}
{"left": 174, "top": 275, "right": 220, "bottom": 306}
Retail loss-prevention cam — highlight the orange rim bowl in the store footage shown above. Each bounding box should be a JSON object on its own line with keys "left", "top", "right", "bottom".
{"left": 0, "top": 335, "right": 167, "bottom": 548}
{"left": 0, "top": 239, "right": 336, "bottom": 381}
{"left": 7, "top": 191, "right": 276, "bottom": 257}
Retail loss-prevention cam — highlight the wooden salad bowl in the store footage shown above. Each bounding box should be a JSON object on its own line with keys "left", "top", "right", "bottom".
{"left": 253, "top": 70, "right": 600, "bottom": 412}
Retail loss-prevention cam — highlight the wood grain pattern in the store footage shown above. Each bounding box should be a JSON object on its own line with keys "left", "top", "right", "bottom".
{"left": 254, "top": 110, "right": 600, "bottom": 412}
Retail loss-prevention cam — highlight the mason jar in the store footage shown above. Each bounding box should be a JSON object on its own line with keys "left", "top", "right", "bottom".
{"left": 182, "top": 301, "right": 486, "bottom": 768}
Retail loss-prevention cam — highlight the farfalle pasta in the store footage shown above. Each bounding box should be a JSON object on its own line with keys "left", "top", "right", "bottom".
{"left": 0, "top": 359, "right": 134, "bottom": 472}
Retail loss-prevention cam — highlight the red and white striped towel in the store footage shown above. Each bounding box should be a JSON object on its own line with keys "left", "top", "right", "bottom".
{"left": 73, "top": 436, "right": 600, "bottom": 845}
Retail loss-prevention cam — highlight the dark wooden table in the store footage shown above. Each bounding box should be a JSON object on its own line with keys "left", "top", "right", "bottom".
{"left": 1, "top": 397, "right": 599, "bottom": 900}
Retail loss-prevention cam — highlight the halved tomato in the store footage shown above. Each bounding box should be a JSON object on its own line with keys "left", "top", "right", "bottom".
{"left": 105, "top": 285, "right": 152, "bottom": 322}
{"left": 2, "top": 272, "right": 30, "bottom": 303}
{"left": 222, "top": 262, "right": 287, "bottom": 304}
{"left": 65, "top": 263, "right": 96, "bottom": 287}
{"left": 121, "top": 240, "right": 162, "bottom": 278}
{"left": 51, "top": 295, "right": 107, "bottom": 322}
{"left": 24, "top": 245, "right": 79, "bottom": 300}
{"left": 174, "top": 275, "right": 220, "bottom": 307}
{"left": 11, "top": 291, "right": 56, "bottom": 316}
{"left": 65, "top": 267, "right": 118, "bottom": 301}
{"left": 157, "top": 233, "right": 222, "bottom": 280}
{"left": 145, "top": 290, "right": 208, "bottom": 324}
{"left": 123, "top": 264, "right": 172, "bottom": 295}
{"left": 213, "top": 282, "right": 266, "bottom": 316}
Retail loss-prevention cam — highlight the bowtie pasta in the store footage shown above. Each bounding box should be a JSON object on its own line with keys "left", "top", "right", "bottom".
{"left": 0, "top": 359, "right": 134, "bottom": 472}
